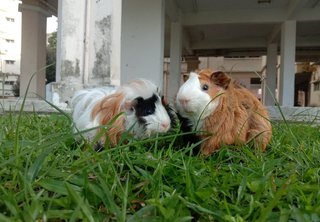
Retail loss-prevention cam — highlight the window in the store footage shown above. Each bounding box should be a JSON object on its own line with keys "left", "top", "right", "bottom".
{"left": 6, "top": 17, "right": 15, "bottom": 22}
{"left": 0, "top": 81, "right": 15, "bottom": 85}
{"left": 6, "top": 81, "right": 14, "bottom": 85}
{"left": 5, "top": 39, "right": 14, "bottom": 43}
{"left": 250, "top": 78, "right": 261, "bottom": 84}
{"left": 250, "top": 78, "right": 261, "bottom": 90}
{"left": 5, "top": 60, "right": 15, "bottom": 65}
{"left": 314, "top": 82, "right": 320, "bottom": 91}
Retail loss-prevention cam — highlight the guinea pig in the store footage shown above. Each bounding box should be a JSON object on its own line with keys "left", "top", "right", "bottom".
{"left": 175, "top": 69, "right": 272, "bottom": 155}
{"left": 71, "top": 79, "right": 171, "bottom": 147}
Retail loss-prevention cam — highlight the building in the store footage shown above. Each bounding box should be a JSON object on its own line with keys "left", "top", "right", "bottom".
{"left": 199, "top": 56, "right": 267, "bottom": 101}
{"left": 294, "top": 62, "right": 311, "bottom": 106}
{"left": 0, "top": 0, "right": 21, "bottom": 97}
{"left": 5, "top": 0, "right": 320, "bottom": 112}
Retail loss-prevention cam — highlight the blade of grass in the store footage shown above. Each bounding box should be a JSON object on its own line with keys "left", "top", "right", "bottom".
{"left": 65, "top": 182, "right": 95, "bottom": 222}
{"left": 27, "top": 145, "right": 56, "bottom": 182}
{"left": 14, "top": 64, "right": 55, "bottom": 177}
{"left": 257, "top": 175, "right": 293, "bottom": 222}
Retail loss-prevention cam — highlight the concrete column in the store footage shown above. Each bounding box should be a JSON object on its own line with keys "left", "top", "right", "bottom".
{"left": 50, "top": 0, "right": 87, "bottom": 106}
{"left": 55, "top": 0, "right": 63, "bottom": 82}
{"left": 56, "top": 0, "right": 86, "bottom": 85}
{"left": 19, "top": 3, "right": 50, "bottom": 98}
{"left": 279, "top": 20, "right": 296, "bottom": 107}
{"left": 110, "top": 0, "right": 122, "bottom": 86}
{"left": 121, "top": 0, "right": 165, "bottom": 89}
{"left": 168, "top": 21, "right": 182, "bottom": 103}
{"left": 264, "top": 43, "right": 278, "bottom": 106}
{"left": 52, "top": 0, "right": 114, "bottom": 106}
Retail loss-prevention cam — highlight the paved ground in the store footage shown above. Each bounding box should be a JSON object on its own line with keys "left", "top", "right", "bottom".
{"left": 1, "top": 98, "right": 320, "bottom": 123}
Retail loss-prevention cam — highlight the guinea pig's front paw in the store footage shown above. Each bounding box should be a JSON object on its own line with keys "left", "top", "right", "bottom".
{"left": 200, "top": 147, "right": 213, "bottom": 156}
{"left": 200, "top": 145, "right": 220, "bottom": 156}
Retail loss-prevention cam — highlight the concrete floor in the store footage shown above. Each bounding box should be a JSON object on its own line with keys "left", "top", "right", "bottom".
{"left": 1, "top": 98, "right": 320, "bottom": 123}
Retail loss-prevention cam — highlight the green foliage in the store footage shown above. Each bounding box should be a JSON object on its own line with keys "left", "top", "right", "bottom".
{"left": 0, "top": 112, "right": 320, "bottom": 221}
{"left": 46, "top": 32, "right": 57, "bottom": 83}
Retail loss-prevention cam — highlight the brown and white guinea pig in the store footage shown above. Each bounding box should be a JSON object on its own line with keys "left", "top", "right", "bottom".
{"left": 71, "top": 79, "right": 171, "bottom": 147}
{"left": 175, "top": 69, "right": 272, "bottom": 155}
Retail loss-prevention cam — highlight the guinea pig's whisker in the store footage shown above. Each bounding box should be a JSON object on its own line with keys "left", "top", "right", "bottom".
{"left": 195, "top": 93, "right": 224, "bottom": 130}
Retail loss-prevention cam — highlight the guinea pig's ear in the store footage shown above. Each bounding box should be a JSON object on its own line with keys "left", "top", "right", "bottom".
{"left": 211, "top": 71, "right": 231, "bottom": 89}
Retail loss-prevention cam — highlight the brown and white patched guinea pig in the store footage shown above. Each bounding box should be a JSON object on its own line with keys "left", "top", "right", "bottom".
{"left": 71, "top": 79, "right": 171, "bottom": 148}
{"left": 175, "top": 69, "right": 272, "bottom": 155}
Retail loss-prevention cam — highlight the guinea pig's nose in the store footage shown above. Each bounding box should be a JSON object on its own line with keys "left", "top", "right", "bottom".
{"left": 179, "top": 98, "right": 190, "bottom": 106}
{"left": 160, "top": 122, "right": 170, "bottom": 131}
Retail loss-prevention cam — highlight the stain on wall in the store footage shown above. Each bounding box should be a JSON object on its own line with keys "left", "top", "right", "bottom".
{"left": 61, "top": 59, "right": 80, "bottom": 77}
{"left": 91, "top": 16, "right": 111, "bottom": 80}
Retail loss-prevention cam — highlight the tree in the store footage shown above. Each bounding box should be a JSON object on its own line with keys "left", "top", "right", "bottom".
{"left": 46, "top": 32, "right": 57, "bottom": 83}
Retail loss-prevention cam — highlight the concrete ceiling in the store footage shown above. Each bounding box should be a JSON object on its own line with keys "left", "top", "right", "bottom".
{"left": 21, "top": 0, "right": 58, "bottom": 16}
{"left": 40, "top": 0, "right": 57, "bottom": 16}
{"left": 165, "top": 0, "right": 320, "bottom": 62}
{"left": 25, "top": 0, "right": 320, "bottom": 62}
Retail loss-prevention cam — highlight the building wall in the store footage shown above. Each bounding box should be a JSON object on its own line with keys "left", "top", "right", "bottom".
{"left": 0, "top": 0, "right": 21, "bottom": 74}
{"left": 199, "top": 56, "right": 264, "bottom": 100}
{"left": 0, "top": 0, "right": 21, "bottom": 96}
{"left": 199, "top": 56, "right": 264, "bottom": 73}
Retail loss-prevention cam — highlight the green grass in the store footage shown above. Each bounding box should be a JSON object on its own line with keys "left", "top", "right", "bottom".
{"left": 0, "top": 112, "right": 320, "bottom": 222}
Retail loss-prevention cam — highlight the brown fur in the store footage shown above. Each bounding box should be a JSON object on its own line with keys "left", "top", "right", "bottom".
{"left": 91, "top": 92, "right": 127, "bottom": 147}
{"left": 197, "top": 69, "right": 272, "bottom": 155}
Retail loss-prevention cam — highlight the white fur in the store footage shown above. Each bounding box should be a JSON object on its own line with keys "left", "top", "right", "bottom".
{"left": 142, "top": 101, "right": 171, "bottom": 136}
{"left": 71, "top": 79, "right": 171, "bottom": 141}
{"left": 71, "top": 86, "right": 116, "bottom": 138}
{"left": 176, "top": 72, "right": 221, "bottom": 130}
{"left": 120, "top": 79, "right": 159, "bottom": 101}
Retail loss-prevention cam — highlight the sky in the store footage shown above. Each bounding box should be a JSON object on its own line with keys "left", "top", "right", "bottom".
{"left": 47, "top": 16, "right": 58, "bottom": 33}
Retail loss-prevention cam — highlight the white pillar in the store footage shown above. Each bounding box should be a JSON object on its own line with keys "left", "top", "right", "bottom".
{"left": 121, "top": 0, "right": 165, "bottom": 89}
{"left": 56, "top": 0, "right": 86, "bottom": 85}
{"left": 55, "top": 0, "right": 63, "bottom": 82}
{"left": 279, "top": 20, "right": 296, "bottom": 107}
{"left": 110, "top": 0, "right": 122, "bottom": 86}
{"left": 264, "top": 43, "right": 278, "bottom": 106}
{"left": 53, "top": 0, "right": 114, "bottom": 106}
{"left": 19, "top": 3, "right": 50, "bottom": 98}
{"left": 51, "top": 0, "right": 87, "bottom": 105}
{"left": 168, "top": 21, "right": 182, "bottom": 103}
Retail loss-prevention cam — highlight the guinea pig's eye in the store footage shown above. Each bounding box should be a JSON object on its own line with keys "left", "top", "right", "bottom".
{"left": 143, "top": 108, "right": 153, "bottom": 115}
{"left": 201, "top": 84, "right": 209, "bottom": 91}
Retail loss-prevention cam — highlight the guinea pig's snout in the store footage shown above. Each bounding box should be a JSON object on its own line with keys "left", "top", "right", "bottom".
{"left": 160, "top": 122, "right": 170, "bottom": 132}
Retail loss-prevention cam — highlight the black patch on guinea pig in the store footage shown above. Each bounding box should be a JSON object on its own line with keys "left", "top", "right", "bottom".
{"left": 133, "top": 94, "right": 158, "bottom": 125}
{"left": 163, "top": 104, "right": 201, "bottom": 155}
{"left": 176, "top": 113, "right": 201, "bottom": 155}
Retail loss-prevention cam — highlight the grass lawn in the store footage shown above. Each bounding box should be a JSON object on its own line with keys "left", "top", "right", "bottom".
{"left": 0, "top": 112, "right": 320, "bottom": 221}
